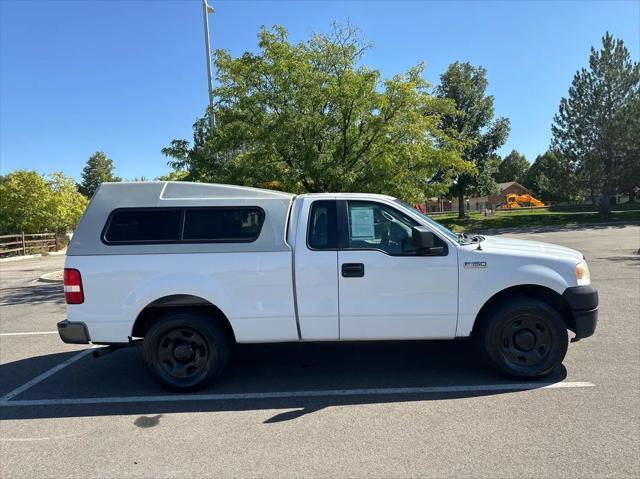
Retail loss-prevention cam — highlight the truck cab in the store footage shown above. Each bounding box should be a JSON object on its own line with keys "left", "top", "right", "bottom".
{"left": 58, "top": 182, "right": 598, "bottom": 391}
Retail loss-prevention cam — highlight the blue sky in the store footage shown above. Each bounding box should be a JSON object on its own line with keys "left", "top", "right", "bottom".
{"left": 1, "top": 0, "right": 638, "bottom": 181}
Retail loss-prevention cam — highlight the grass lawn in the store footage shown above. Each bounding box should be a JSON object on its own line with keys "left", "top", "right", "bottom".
{"left": 433, "top": 207, "right": 640, "bottom": 233}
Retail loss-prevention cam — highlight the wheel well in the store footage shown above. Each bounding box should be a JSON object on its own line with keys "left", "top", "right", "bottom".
{"left": 471, "top": 284, "right": 574, "bottom": 336}
{"left": 132, "top": 295, "right": 236, "bottom": 342}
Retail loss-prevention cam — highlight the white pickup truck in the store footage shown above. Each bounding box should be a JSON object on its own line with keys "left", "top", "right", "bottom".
{"left": 58, "top": 182, "right": 598, "bottom": 391}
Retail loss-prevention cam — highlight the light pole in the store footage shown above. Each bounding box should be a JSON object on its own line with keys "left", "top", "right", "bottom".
{"left": 202, "top": 0, "right": 216, "bottom": 129}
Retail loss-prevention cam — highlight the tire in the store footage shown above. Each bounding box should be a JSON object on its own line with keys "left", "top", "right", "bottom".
{"left": 142, "top": 309, "right": 230, "bottom": 392}
{"left": 474, "top": 298, "right": 568, "bottom": 378}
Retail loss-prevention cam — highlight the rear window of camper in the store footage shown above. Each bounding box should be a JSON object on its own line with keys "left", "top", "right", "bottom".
{"left": 102, "top": 207, "right": 264, "bottom": 244}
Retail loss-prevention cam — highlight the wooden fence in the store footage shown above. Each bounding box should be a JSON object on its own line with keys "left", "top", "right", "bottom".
{"left": 425, "top": 205, "right": 551, "bottom": 216}
{"left": 0, "top": 232, "right": 61, "bottom": 257}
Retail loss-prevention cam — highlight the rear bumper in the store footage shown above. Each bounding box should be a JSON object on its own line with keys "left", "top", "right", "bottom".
{"left": 562, "top": 285, "right": 598, "bottom": 341}
{"left": 57, "top": 320, "right": 91, "bottom": 344}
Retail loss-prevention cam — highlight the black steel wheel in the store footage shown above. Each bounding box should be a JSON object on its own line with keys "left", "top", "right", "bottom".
{"left": 499, "top": 314, "right": 553, "bottom": 369}
{"left": 156, "top": 327, "right": 209, "bottom": 380}
{"left": 475, "top": 298, "right": 568, "bottom": 378}
{"left": 143, "top": 310, "right": 229, "bottom": 392}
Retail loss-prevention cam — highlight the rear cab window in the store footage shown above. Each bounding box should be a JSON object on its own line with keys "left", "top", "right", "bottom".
{"left": 307, "top": 200, "right": 338, "bottom": 250}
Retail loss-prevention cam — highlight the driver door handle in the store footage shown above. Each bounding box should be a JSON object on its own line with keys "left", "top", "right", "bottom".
{"left": 342, "top": 263, "right": 365, "bottom": 278}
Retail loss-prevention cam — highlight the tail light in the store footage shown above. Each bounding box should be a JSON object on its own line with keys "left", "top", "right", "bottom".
{"left": 63, "top": 268, "right": 84, "bottom": 304}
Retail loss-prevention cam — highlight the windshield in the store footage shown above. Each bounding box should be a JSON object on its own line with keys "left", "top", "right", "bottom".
{"left": 393, "top": 200, "right": 460, "bottom": 243}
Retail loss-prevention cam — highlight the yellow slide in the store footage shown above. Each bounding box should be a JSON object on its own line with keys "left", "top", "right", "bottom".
{"left": 501, "top": 193, "right": 545, "bottom": 209}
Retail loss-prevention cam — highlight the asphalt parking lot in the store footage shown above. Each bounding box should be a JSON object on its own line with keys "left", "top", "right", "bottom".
{"left": 1, "top": 225, "right": 638, "bottom": 478}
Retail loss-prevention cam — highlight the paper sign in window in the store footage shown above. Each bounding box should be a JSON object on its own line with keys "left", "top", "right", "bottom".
{"left": 350, "top": 207, "right": 375, "bottom": 240}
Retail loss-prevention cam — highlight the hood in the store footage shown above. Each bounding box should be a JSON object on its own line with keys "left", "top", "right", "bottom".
{"left": 478, "top": 235, "right": 584, "bottom": 264}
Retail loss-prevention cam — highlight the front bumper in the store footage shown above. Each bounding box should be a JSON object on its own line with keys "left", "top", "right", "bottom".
{"left": 562, "top": 285, "right": 598, "bottom": 341}
{"left": 57, "top": 320, "right": 91, "bottom": 344}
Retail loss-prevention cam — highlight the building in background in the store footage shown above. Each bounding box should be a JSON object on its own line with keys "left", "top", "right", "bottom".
{"left": 425, "top": 197, "right": 453, "bottom": 213}
{"left": 451, "top": 181, "right": 531, "bottom": 213}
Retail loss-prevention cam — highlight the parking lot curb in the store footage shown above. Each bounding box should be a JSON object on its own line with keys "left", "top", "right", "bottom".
{"left": 38, "top": 271, "right": 63, "bottom": 283}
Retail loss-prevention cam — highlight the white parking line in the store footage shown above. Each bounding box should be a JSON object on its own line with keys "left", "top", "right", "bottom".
{"left": 0, "top": 381, "right": 594, "bottom": 407}
{"left": 0, "top": 331, "right": 58, "bottom": 336}
{"left": 0, "top": 348, "right": 95, "bottom": 402}
{"left": 0, "top": 433, "right": 83, "bottom": 442}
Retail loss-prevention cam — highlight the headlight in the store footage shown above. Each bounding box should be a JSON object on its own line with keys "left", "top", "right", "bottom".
{"left": 576, "top": 260, "right": 591, "bottom": 286}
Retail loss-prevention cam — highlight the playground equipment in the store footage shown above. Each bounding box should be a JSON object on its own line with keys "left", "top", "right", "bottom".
{"left": 500, "top": 193, "right": 545, "bottom": 209}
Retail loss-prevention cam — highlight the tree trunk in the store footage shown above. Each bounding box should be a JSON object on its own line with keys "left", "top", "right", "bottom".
{"left": 600, "top": 152, "right": 615, "bottom": 214}
{"left": 600, "top": 187, "right": 612, "bottom": 214}
{"left": 458, "top": 188, "right": 466, "bottom": 219}
{"left": 629, "top": 188, "right": 637, "bottom": 203}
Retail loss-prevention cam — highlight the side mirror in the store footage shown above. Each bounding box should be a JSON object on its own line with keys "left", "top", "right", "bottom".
{"left": 412, "top": 226, "right": 445, "bottom": 256}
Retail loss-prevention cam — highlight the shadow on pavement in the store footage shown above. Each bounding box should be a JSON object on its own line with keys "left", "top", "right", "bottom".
{"left": 0, "top": 341, "right": 567, "bottom": 422}
{"left": 597, "top": 254, "right": 640, "bottom": 263}
{"left": 0, "top": 282, "right": 64, "bottom": 305}
{"left": 0, "top": 350, "right": 80, "bottom": 398}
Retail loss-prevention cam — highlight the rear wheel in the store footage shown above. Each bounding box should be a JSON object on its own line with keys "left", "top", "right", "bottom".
{"left": 143, "top": 310, "right": 230, "bottom": 392}
{"left": 475, "top": 298, "right": 568, "bottom": 378}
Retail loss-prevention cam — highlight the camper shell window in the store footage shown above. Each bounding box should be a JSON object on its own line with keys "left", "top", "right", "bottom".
{"left": 102, "top": 207, "right": 265, "bottom": 245}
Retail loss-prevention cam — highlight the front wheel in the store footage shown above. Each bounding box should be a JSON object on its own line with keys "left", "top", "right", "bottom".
{"left": 475, "top": 298, "right": 568, "bottom": 378}
{"left": 143, "top": 310, "right": 230, "bottom": 392}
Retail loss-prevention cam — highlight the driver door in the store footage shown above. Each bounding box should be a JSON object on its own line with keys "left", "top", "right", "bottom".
{"left": 337, "top": 200, "right": 458, "bottom": 340}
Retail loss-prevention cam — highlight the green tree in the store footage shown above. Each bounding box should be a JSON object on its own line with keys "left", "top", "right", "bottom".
{"left": 495, "top": 149, "right": 529, "bottom": 183}
{"left": 0, "top": 171, "right": 52, "bottom": 234}
{"left": 552, "top": 32, "right": 640, "bottom": 212}
{"left": 0, "top": 171, "right": 87, "bottom": 234}
{"left": 523, "top": 151, "right": 575, "bottom": 202}
{"left": 436, "top": 62, "right": 510, "bottom": 218}
{"left": 47, "top": 172, "right": 89, "bottom": 233}
{"left": 78, "top": 151, "right": 120, "bottom": 198}
{"left": 612, "top": 95, "right": 640, "bottom": 202}
{"left": 155, "top": 170, "right": 189, "bottom": 181}
{"left": 162, "top": 24, "right": 469, "bottom": 202}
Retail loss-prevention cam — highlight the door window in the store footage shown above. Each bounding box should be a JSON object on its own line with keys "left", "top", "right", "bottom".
{"left": 346, "top": 201, "right": 418, "bottom": 255}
